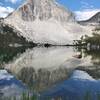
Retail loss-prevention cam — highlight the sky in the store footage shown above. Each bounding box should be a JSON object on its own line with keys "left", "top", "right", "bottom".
{"left": 0, "top": 0, "right": 100, "bottom": 20}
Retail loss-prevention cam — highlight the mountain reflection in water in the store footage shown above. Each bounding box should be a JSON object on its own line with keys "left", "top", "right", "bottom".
{"left": 0, "top": 47, "right": 100, "bottom": 99}
{"left": 4, "top": 47, "right": 82, "bottom": 92}
{"left": 40, "top": 70, "right": 100, "bottom": 100}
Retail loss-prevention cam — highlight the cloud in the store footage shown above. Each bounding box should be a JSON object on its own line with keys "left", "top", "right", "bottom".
{"left": 5, "top": 0, "right": 21, "bottom": 4}
{"left": 80, "top": 1, "right": 94, "bottom": 10}
{"left": 74, "top": 9, "right": 100, "bottom": 21}
{"left": 75, "top": 1, "right": 100, "bottom": 21}
{"left": 0, "top": 6, "right": 14, "bottom": 18}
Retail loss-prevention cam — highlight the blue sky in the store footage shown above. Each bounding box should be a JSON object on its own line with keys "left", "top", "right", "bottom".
{"left": 57, "top": 0, "right": 100, "bottom": 11}
{"left": 0, "top": 0, "right": 100, "bottom": 20}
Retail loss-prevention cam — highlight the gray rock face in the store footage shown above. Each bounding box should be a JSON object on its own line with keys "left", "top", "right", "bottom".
{"left": 0, "top": 20, "right": 35, "bottom": 47}
{"left": 78, "top": 12, "right": 100, "bottom": 26}
{"left": 4, "top": 0, "right": 88, "bottom": 45}
{"left": 17, "top": 0, "right": 75, "bottom": 22}
{"left": 17, "top": 67, "right": 70, "bottom": 91}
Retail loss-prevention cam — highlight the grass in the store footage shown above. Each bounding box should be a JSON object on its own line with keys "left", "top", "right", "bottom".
{"left": 21, "top": 93, "right": 37, "bottom": 100}
{"left": 84, "top": 92, "right": 92, "bottom": 100}
{"left": 3, "top": 91, "right": 100, "bottom": 100}
{"left": 3, "top": 93, "right": 38, "bottom": 100}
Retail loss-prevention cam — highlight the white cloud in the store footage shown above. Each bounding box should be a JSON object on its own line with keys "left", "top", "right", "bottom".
{"left": 80, "top": 1, "right": 94, "bottom": 10}
{"left": 0, "top": 6, "right": 14, "bottom": 18}
{"left": 5, "top": 0, "right": 21, "bottom": 4}
{"left": 74, "top": 9, "right": 100, "bottom": 21}
{"left": 75, "top": 1, "right": 100, "bottom": 21}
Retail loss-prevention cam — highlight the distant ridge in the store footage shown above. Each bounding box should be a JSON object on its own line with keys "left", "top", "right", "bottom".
{"left": 78, "top": 12, "right": 100, "bottom": 26}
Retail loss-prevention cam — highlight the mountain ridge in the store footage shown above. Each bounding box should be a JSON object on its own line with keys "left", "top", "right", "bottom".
{"left": 78, "top": 12, "right": 100, "bottom": 26}
{"left": 2, "top": 0, "right": 92, "bottom": 45}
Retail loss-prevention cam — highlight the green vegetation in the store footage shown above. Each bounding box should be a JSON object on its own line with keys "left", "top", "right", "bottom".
{"left": 84, "top": 91, "right": 92, "bottom": 100}
{"left": 73, "top": 36, "right": 86, "bottom": 46}
{"left": 94, "top": 26, "right": 100, "bottom": 31}
{"left": 2, "top": 92, "right": 100, "bottom": 100}
{"left": 20, "top": 93, "right": 37, "bottom": 100}
{"left": 83, "top": 26, "right": 100, "bottom": 46}
{"left": 3, "top": 93, "right": 38, "bottom": 100}
{"left": 73, "top": 26, "right": 100, "bottom": 46}
{"left": 84, "top": 33, "right": 100, "bottom": 45}
{"left": 0, "top": 47, "right": 26, "bottom": 63}
{"left": 0, "top": 22, "right": 36, "bottom": 47}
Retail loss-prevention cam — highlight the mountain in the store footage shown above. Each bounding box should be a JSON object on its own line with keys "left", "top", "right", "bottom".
{"left": 0, "top": 19, "right": 36, "bottom": 47}
{"left": 3, "top": 0, "right": 90, "bottom": 45}
{"left": 78, "top": 12, "right": 100, "bottom": 26}
{"left": 5, "top": 47, "right": 81, "bottom": 91}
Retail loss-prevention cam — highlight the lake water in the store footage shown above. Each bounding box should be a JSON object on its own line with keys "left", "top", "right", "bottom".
{"left": 0, "top": 46, "right": 100, "bottom": 100}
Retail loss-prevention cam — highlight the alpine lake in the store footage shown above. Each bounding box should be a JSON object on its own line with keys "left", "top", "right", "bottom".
{"left": 0, "top": 45, "right": 100, "bottom": 100}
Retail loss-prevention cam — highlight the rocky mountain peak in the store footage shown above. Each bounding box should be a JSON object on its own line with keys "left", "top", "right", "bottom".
{"left": 4, "top": 0, "right": 89, "bottom": 45}
{"left": 89, "top": 12, "right": 100, "bottom": 23}
{"left": 78, "top": 12, "right": 100, "bottom": 26}
{"left": 13, "top": 0, "right": 75, "bottom": 22}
